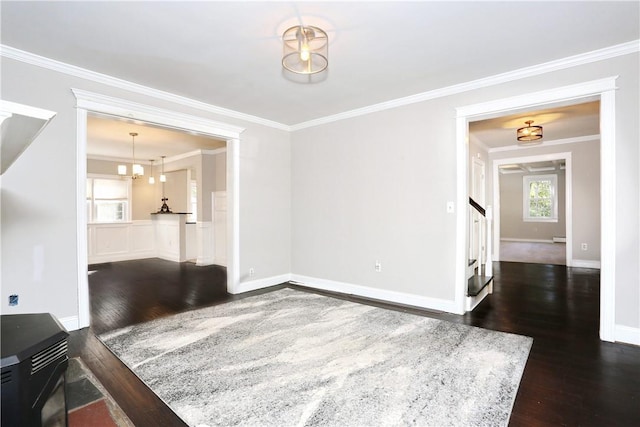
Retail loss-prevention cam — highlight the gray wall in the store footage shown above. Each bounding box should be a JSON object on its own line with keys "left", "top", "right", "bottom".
{"left": 1, "top": 49, "right": 637, "bottom": 331}
{"left": 291, "top": 53, "right": 637, "bottom": 327}
{"left": 491, "top": 139, "right": 601, "bottom": 262}
{"left": 1, "top": 56, "right": 291, "bottom": 321}
{"left": 163, "top": 170, "right": 189, "bottom": 213}
{"left": 500, "top": 170, "right": 566, "bottom": 241}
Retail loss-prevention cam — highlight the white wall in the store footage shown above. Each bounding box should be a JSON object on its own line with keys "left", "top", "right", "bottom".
{"left": 0, "top": 56, "right": 291, "bottom": 323}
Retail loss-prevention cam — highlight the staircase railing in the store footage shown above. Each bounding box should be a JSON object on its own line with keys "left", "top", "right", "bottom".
{"left": 468, "top": 197, "right": 492, "bottom": 277}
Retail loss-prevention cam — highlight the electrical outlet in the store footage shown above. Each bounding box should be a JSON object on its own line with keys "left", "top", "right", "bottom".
{"left": 249, "top": 268, "right": 255, "bottom": 277}
{"left": 375, "top": 261, "right": 382, "bottom": 272}
{"left": 581, "top": 243, "right": 588, "bottom": 251}
{"left": 9, "top": 295, "right": 18, "bottom": 306}
{"left": 446, "top": 201, "right": 455, "bottom": 213}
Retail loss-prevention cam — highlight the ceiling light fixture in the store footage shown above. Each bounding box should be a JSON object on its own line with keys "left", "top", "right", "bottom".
{"left": 148, "top": 159, "right": 155, "bottom": 184}
{"left": 118, "top": 132, "right": 144, "bottom": 179}
{"left": 282, "top": 25, "right": 328, "bottom": 76}
{"left": 160, "top": 155, "right": 167, "bottom": 183}
{"left": 517, "top": 120, "right": 543, "bottom": 143}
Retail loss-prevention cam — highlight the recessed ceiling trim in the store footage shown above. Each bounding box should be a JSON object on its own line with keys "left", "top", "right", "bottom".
{"left": 488, "top": 134, "right": 600, "bottom": 153}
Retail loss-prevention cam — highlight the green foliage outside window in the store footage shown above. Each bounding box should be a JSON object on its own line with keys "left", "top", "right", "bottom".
{"left": 528, "top": 180, "right": 553, "bottom": 218}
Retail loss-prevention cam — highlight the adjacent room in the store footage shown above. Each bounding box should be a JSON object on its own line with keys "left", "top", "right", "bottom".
{"left": 1, "top": 2, "right": 638, "bottom": 426}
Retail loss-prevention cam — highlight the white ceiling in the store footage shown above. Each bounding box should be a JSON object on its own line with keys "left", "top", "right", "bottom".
{"left": 2, "top": 2, "right": 638, "bottom": 126}
{"left": 86, "top": 114, "right": 226, "bottom": 161}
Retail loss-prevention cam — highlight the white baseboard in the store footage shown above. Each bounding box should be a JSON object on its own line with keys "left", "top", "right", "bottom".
{"left": 196, "top": 256, "right": 216, "bottom": 266}
{"left": 501, "top": 238, "right": 554, "bottom": 243}
{"left": 58, "top": 315, "right": 80, "bottom": 332}
{"left": 234, "top": 274, "right": 292, "bottom": 294}
{"left": 615, "top": 325, "right": 640, "bottom": 346}
{"left": 570, "top": 259, "right": 601, "bottom": 269}
{"left": 290, "top": 274, "right": 458, "bottom": 314}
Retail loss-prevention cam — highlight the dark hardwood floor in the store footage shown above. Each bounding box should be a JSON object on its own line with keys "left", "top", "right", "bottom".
{"left": 69, "top": 259, "right": 640, "bottom": 426}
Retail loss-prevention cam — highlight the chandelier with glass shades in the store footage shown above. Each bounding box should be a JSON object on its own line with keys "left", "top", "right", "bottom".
{"left": 118, "top": 132, "right": 144, "bottom": 179}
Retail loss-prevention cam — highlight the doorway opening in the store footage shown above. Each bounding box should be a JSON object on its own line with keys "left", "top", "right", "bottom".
{"left": 455, "top": 77, "right": 617, "bottom": 341}
{"left": 73, "top": 89, "right": 244, "bottom": 329}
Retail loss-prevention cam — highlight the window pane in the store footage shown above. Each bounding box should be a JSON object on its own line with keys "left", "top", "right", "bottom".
{"left": 94, "top": 178, "right": 128, "bottom": 199}
{"left": 95, "top": 201, "right": 126, "bottom": 222}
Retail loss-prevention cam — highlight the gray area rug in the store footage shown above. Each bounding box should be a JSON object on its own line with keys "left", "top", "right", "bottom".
{"left": 99, "top": 288, "right": 532, "bottom": 427}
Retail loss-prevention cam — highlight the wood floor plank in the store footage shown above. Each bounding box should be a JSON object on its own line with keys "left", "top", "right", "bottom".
{"left": 69, "top": 259, "right": 640, "bottom": 426}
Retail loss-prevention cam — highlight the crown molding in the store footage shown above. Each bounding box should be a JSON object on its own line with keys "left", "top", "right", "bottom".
{"left": 488, "top": 134, "right": 600, "bottom": 154}
{"left": 3, "top": 40, "right": 638, "bottom": 133}
{"left": 291, "top": 40, "right": 639, "bottom": 131}
{"left": 1, "top": 44, "right": 290, "bottom": 132}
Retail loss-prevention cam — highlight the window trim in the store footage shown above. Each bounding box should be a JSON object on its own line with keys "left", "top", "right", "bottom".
{"left": 522, "top": 174, "right": 558, "bottom": 223}
{"left": 86, "top": 174, "right": 132, "bottom": 224}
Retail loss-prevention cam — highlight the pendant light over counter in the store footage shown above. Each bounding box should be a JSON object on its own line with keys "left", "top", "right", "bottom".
{"left": 118, "top": 132, "right": 145, "bottom": 179}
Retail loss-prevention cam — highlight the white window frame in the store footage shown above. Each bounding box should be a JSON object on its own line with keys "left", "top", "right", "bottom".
{"left": 86, "top": 174, "right": 132, "bottom": 224}
{"left": 523, "top": 174, "right": 558, "bottom": 222}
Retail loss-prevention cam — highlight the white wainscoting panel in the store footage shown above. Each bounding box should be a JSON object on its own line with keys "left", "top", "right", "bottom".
{"left": 88, "top": 220, "right": 156, "bottom": 264}
{"left": 155, "top": 221, "right": 182, "bottom": 262}
{"left": 186, "top": 223, "right": 197, "bottom": 261}
{"left": 196, "top": 221, "right": 215, "bottom": 266}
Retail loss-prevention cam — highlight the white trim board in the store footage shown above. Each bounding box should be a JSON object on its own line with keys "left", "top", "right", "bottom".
{"left": 571, "top": 260, "right": 601, "bottom": 270}
{"left": 456, "top": 76, "right": 616, "bottom": 342}
{"left": 235, "top": 274, "right": 292, "bottom": 294}
{"left": 73, "top": 89, "right": 243, "bottom": 328}
{"left": 59, "top": 315, "right": 80, "bottom": 332}
{"left": 290, "top": 275, "right": 460, "bottom": 314}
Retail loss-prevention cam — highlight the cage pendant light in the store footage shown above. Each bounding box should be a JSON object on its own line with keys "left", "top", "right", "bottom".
{"left": 282, "top": 25, "right": 328, "bottom": 75}
{"left": 517, "top": 120, "right": 543, "bottom": 143}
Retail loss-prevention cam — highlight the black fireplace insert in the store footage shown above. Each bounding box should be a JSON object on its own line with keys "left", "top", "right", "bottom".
{"left": 1, "top": 313, "right": 69, "bottom": 427}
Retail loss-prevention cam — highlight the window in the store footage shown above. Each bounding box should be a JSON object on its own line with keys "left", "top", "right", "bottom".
{"left": 523, "top": 175, "right": 557, "bottom": 222}
{"left": 86, "top": 176, "right": 131, "bottom": 223}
